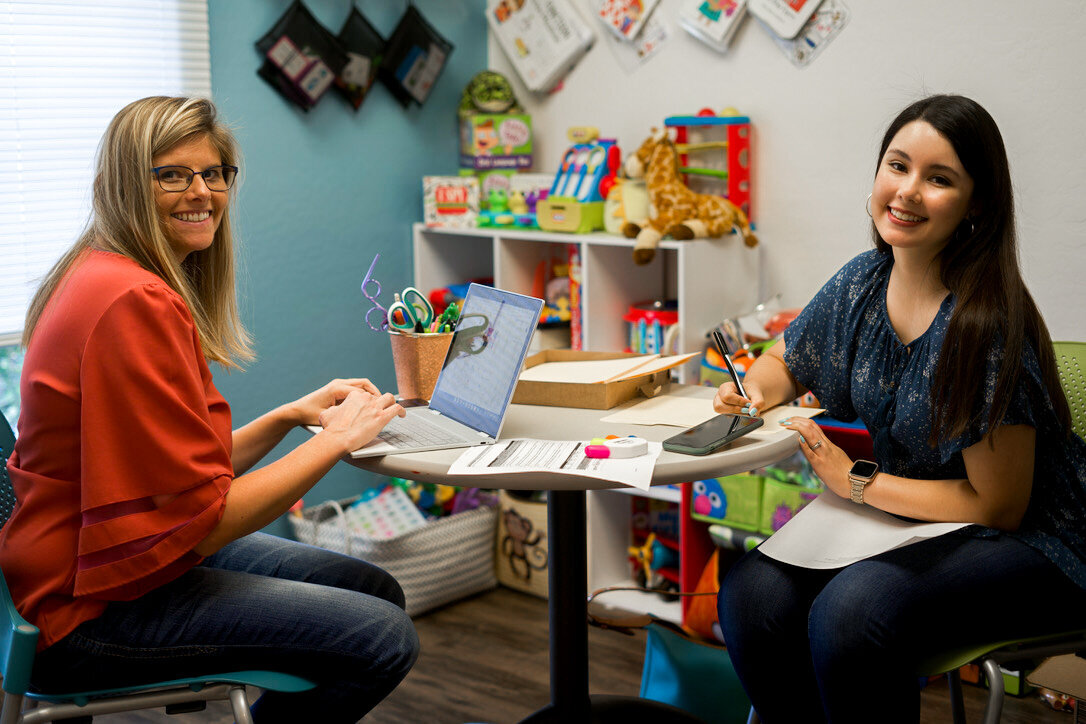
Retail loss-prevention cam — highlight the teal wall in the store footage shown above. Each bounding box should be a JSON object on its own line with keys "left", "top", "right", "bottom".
{"left": 207, "top": 1, "right": 486, "bottom": 536}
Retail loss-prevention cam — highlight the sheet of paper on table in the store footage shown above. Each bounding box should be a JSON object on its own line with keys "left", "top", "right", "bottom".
{"left": 445, "top": 439, "right": 662, "bottom": 491}
{"left": 757, "top": 492, "right": 969, "bottom": 569}
{"left": 600, "top": 389, "right": 824, "bottom": 440}
{"left": 517, "top": 352, "right": 699, "bottom": 384}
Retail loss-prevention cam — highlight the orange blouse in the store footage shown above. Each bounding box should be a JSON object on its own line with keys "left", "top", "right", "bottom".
{"left": 0, "top": 250, "right": 232, "bottom": 650}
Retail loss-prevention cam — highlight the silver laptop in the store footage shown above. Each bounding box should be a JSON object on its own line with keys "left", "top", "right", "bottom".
{"left": 347, "top": 283, "right": 543, "bottom": 458}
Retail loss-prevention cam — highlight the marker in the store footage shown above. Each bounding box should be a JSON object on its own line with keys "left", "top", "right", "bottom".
{"left": 584, "top": 436, "right": 648, "bottom": 459}
{"left": 712, "top": 329, "right": 748, "bottom": 401}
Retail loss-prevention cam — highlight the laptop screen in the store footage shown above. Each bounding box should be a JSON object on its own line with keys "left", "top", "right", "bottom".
{"left": 428, "top": 284, "right": 544, "bottom": 439}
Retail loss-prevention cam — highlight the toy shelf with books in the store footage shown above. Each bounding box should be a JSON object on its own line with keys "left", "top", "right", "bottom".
{"left": 411, "top": 222, "right": 761, "bottom": 383}
{"left": 410, "top": 221, "right": 761, "bottom": 625}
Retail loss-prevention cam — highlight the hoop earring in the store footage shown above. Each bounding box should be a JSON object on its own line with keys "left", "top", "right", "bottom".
{"left": 865, "top": 194, "right": 873, "bottom": 219}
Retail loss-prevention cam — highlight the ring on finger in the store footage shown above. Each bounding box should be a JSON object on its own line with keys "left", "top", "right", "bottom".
{"left": 809, "top": 440, "right": 823, "bottom": 451}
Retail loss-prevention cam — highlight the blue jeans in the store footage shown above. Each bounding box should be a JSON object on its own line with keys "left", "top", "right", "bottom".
{"left": 32, "top": 533, "right": 420, "bottom": 723}
{"left": 718, "top": 533, "right": 1086, "bottom": 724}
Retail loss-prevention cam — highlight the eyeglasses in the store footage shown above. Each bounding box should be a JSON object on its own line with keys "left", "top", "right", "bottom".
{"left": 151, "top": 165, "right": 238, "bottom": 192}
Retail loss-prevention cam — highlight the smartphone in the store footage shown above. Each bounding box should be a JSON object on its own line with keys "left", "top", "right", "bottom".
{"left": 662, "top": 413, "right": 764, "bottom": 456}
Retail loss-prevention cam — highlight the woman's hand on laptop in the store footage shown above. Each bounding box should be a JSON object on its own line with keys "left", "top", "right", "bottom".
{"left": 318, "top": 390, "right": 405, "bottom": 453}
{"left": 287, "top": 378, "right": 382, "bottom": 426}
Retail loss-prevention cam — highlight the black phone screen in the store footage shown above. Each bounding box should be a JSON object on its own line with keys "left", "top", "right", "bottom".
{"left": 663, "top": 413, "right": 764, "bottom": 454}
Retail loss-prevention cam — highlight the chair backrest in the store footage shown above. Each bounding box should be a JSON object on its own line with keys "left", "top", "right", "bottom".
{"left": 1053, "top": 341, "right": 1086, "bottom": 441}
{"left": 1, "top": 409, "right": 16, "bottom": 528}
{"left": 0, "top": 409, "right": 39, "bottom": 698}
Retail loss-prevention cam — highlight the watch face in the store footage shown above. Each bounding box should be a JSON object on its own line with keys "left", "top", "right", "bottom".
{"left": 851, "top": 460, "right": 879, "bottom": 478}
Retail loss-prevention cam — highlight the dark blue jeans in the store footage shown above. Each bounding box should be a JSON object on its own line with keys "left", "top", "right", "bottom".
{"left": 718, "top": 533, "right": 1086, "bottom": 724}
{"left": 32, "top": 533, "right": 420, "bottom": 723}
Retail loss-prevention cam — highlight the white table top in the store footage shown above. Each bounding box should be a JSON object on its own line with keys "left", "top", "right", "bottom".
{"left": 345, "top": 384, "right": 799, "bottom": 490}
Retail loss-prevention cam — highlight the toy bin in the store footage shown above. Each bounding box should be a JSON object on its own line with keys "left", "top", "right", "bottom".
{"left": 495, "top": 490, "right": 550, "bottom": 599}
{"left": 758, "top": 478, "right": 820, "bottom": 536}
{"left": 690, "top": 474, "right": 764, "bottom": 532}
{"left": 624, "top": 300, "right": 679, "bottom": 355}
{"left": 289, "top": 496, "right": 498, "bottom": 617}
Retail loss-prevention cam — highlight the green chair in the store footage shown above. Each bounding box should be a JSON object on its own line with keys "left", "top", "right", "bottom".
{"left": 917, "top": 340, "right": 1086, "bottom": 724}
{"left": 746, "top": 342, "right": 1086, "bottom": 724}
{"left": 0, "top": 410, "right": 317, "bottom": 723}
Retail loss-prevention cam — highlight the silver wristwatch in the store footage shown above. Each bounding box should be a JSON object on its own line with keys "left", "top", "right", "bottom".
{"left": 848, "top": 460, "right": 879, "bottom": 505}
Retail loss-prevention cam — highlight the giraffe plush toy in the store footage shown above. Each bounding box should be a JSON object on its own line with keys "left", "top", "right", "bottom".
{"left": 623, "top": 127, "right": 758, "bottom": 265}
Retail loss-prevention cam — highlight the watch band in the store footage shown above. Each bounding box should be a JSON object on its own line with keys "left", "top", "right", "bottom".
{"left": 849, "top": 475, "right": 867, "bottom": 505}
{"left": 848, "top": 461, "right": 878, "bottom": 505}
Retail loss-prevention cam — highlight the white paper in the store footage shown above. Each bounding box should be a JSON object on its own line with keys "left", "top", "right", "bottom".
{"left": 518, "top": 355, "right": 657, "bottom": 383}
{"left": 446, "top": 438, "right": 661, "bottom": 491}
{"left": 601, "top": 390, "right": 824, "bottom": 438}
{"left": 757, "top": 492, "right": 969, "bottom": 569}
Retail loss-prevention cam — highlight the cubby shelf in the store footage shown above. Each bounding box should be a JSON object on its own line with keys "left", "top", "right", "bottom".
{"left": 411, "top": 222, "right": 761, "bottom": 623}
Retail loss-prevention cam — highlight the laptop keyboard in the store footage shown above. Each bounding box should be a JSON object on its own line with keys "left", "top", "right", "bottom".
{"left": 378, "top": 414, "right": 468, "bottom": 448}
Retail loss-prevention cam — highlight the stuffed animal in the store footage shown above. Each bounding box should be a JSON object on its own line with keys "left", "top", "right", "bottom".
{"left": 623, "top": 127, "right": 758, "bottom": 265}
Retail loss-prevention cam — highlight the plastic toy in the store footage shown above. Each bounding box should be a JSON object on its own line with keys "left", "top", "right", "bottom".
{"left": 537, "top": 135, "right": 621, "bottom": 234}
{"left": 477, "top": 187, "right": 535, "bottom": 228}
{"left": 603, "top": 177, "right": 649, "bottom": 235}
{"left": 623, "top": 127, "right": 757, "bottom": 265}
{"left": 665, "top": 110, "right": 752, "bottom": 217}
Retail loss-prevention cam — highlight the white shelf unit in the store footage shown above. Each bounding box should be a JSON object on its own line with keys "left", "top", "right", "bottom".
{"left": 411, "top": 223, "right": 760, "bottom": 622}
{"left": 412, "top": 224, "right": 760, "bottom": 384}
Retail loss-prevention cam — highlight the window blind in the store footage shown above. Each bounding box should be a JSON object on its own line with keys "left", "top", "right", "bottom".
{"left": 0, "top": 0, "right": 211, "bottom": 339}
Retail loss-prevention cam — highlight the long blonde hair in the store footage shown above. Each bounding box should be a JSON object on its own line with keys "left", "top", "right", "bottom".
{"left": 22, "top": 96, "right": 253, "bottom": 367}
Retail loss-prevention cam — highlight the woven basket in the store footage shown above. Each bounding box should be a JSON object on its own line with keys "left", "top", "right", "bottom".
{"left": 289, "top": 497, "right": 498, "bottom": 617}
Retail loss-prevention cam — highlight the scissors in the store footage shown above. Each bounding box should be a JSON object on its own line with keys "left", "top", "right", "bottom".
{"left": 387, "top": 287, "right": 434, "bottom": 332}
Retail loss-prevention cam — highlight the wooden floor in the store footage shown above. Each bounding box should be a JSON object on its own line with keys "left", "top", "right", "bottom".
{"left": 6, "top": 586, "right": 1071, "bottom": 723}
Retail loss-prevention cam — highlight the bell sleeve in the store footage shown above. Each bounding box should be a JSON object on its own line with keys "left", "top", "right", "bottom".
{"left": 783, "top": 251, "right": 887, "bottom": 422}
{"left": 73, "top": 283, "right": 232, "bottom": 600}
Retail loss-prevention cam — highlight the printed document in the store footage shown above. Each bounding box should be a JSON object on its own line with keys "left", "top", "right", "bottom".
{"left": 446, "top": 438, "right": 661, "bottom": 491}
{"left": 757, "top": 492, "right": 968, "bottom": 569}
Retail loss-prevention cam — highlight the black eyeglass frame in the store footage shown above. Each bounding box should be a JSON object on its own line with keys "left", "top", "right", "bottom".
{"left": 150, "top": 165, "right": 239, "bottom": 192}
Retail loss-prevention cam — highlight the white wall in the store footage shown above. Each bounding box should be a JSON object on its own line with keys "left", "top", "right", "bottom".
{"left": 488, "top": 0, "right": 1085, "bottom": 340}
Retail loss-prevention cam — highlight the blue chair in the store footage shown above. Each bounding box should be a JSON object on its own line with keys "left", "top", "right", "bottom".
{"left": 0, "top": 410, "right": 317, "bottom": 723}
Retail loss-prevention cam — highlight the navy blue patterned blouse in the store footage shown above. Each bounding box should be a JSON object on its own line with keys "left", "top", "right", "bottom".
{"left": 784, "top": 249, "right": 1086, "bottom": 589}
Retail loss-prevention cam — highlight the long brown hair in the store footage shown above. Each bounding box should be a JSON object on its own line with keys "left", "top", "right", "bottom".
{"left": 22, "top": 96, "right": 253, "bottom": 367}
{"left": 873, "top": 95, "right": 1070, "bottom": 443}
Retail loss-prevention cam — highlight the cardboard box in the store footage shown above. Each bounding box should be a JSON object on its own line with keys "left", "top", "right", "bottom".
{"left": 1028, "top": 654, "right": 1086, "bottom": 708}
{"left": 495, "top": 490, "right": 549, "bottom": 598}
{"left": 422, "top": 176, "right": 478, "bottom": 228}
{"left": 459, "top": 112, "right": 532, "bottom": 170}
{"left": 512, "top": 350, "right": 671, "bottom": 410}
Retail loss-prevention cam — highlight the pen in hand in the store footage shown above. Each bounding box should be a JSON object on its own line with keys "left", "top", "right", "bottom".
{"left": 712, "top": 329, "right": 756, "bottom": 416}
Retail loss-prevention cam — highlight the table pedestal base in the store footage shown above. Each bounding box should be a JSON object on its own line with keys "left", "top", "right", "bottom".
{"left": 518, "top": 694, "right": 707, "bottom": 723}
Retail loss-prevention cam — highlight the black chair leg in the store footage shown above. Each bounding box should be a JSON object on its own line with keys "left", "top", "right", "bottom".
{"left": 947, "top": 669, "right": 967, "bottom": 724}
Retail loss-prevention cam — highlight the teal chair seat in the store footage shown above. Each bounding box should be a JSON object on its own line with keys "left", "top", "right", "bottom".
{"left": 0, "top": 410, "right": 317, "bottom": 724}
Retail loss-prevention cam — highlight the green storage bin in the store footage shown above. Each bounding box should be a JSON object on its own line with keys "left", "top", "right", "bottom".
{"left": 691, "top": 475, "right": 764, "bottom": 532}
{"left": 759, "top": 478, "right": 820, "bottom": 535}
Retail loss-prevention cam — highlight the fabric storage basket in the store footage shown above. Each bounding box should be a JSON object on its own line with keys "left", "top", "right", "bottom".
{"left": 289, "top": 496, "right": 498, "bottom": 617}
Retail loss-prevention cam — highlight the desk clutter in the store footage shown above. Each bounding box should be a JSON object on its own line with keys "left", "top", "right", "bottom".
{"left": 289, "top": 480, "right": 499, "bottom": 616}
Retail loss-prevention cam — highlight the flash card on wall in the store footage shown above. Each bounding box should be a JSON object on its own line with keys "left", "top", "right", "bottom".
{"left": 749, "top": 0, "right": 821, "bottom": 40}
{"left": 763, "top": 0, "right": 848, "bottom": 68}
{"left": 378, "top": 5, "right": 453, "bottom": 107}
{"left": 255, "top": 1, "right": 349, "bottom": 112}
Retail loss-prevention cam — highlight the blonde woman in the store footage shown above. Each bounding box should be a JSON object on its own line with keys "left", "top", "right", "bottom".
{"left": 0, "top": 96, "right": 416, "bottom": 722}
